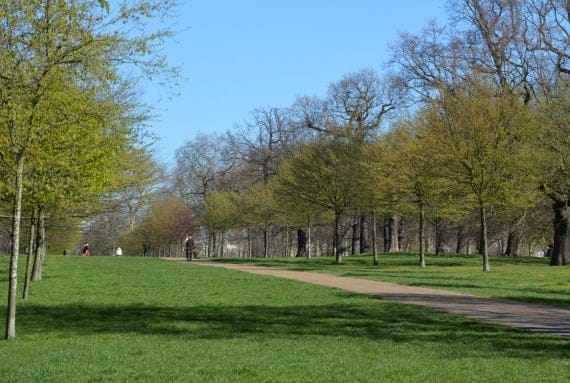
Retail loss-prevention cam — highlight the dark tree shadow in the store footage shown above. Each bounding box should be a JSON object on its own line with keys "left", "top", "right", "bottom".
{"left": 15, "top": 300, "right": 569, "bottom": 359}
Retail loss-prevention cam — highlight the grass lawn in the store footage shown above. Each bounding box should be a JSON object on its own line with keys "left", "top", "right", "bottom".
{"left": 0, "top": 254, "right": 568, "bottom": 382}
{"left": 217, "top": 253, "right": 570, "bottom": 310}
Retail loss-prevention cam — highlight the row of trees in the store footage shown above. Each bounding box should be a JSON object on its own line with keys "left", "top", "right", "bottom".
{"left": 168, "top": 0, "right": 568, "bottom": 269}
{"left": 0, "top": 0, "right": 180, "bottom": 340}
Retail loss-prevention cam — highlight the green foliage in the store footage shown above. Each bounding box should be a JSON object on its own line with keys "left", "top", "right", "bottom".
{"left": 423, "top": 83, "right": 541, "bottom": 210}
{"left": 537, "top": 86, "right": 570, "bottom": 204}
{"left": 201, "top": 190, "right": 238, "bottom": 232}
{"left": 273, "top": 138, "right": 361, "bottom": 218}
{"left": 126, "top": 196, "right": 193, "bottom": 255}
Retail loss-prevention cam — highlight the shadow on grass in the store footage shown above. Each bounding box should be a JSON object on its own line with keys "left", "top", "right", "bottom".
{"left": 15, "top": 300, "right": 569, "bottom": 359}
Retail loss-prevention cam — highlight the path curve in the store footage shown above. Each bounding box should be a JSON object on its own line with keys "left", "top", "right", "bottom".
{"left": 178, "top": 259, "right": 570, "bottom": 339}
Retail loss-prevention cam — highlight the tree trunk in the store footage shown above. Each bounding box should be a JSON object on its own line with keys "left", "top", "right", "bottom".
{"left": 32, "top": 207, "right": 46, "bottom": 281}
{"left": 371, "top": 212, "right": 378, "bottom": 266}
{"left": 434, "top": 219, "right": 443, "bottom": 255}
{"left": 263, "top": 223, "right": 269, "bottom": 258}
{"left": 220, "top": 230, "right": 225, "bottom": 258}
{"left": 334, "top": 214, "right": 342, "bottom": 264}
{"left": 549, "top": 201, "right": 569, "bottom": 266}
{"left": 23, "top": 209, "right": 36, "bottom": 300}
{"left": 480, "top": 203, "right": 490, "bottom": 272}
{"left": 419, "top": 203, "right": 426, "bottom": 268}
{"left": 296, "top": 229, "right": 307, "bottom": 257}
{"left": 398, "top": 217, "right": 405, "bottom": 251}
{"left": 6, "top": 156, "right": 25, "bottom": 340}
{"left": 247, "top": 227, "right": 252, "bottom": 258}
{"left": 359, "top": 214, "right": 368, "bottom": 254}
{"left": 456, "top": 224, "right": 466, "bottom": 254}
{"left": 351, "top": 220, "right": 358, "bottom": 255}
{"left": 383, "top": 218, "right": 390, "bottom": 252}
{"left": 388, "top": 216, "right": 399, "bottom": 252}
{"left": 505, "top": 231, "right": 520, "bottom": 257}
{"left": 307, "top": 218, "right": 312, "bottom": 259}
{"left": 285, "top": 224, "right": 290, "bottom": 257}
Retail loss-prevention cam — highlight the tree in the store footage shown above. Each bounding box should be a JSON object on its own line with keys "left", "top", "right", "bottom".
{"left": 0, "top": 0, "right": 179, "bottom": 340}
{"left": 172, "top": 133, "right": 236, "bottom": 212}
{"left": 366, "top": 120, "right": 457, "bottom": 267}
{"left": 201, "top": 191, "right": 237, "bottom": 258}
{"left": 227, "top": 107, "right": 299, "bottom": 184}
{"left": 128, "top": 196, "right": 194, "bottom": 257}
{"left": 273, "top": 139, "right": 361, "bottom": 263}
{"left": 390, "top": 0, "right": 569, "bottom": 264}
{"left": 538, "top": 87, "right": 570, "bottom": 265}
{"left": 423, "top": 82, "right": 541, "bottom": 271}
{"left": 237, "top": 183, "right": 278, "bottom": 258}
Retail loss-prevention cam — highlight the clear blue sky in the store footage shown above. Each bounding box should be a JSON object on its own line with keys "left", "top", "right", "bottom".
{"left": 143, "top": 1, "right": 448, "bottom": 165}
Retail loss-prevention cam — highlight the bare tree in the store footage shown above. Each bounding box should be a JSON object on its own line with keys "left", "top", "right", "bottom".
{"left": 226, "top": 107, "right": 301, "bottom": 184}
{"left": 172, "top": 133, "right": 236, "bottom": 211}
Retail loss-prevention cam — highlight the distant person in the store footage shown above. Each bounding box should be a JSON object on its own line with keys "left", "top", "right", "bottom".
{"left": 115, "top": 247, "right": 123, "bottom": 256}
{"left": 82, "top": 242, "right": 91, "bottom": 257}
{"left": 184, "top": 236, "right": 195, "bottom": 261}
{"left": 143, "top": 242, "right": 150, "bottom": 257}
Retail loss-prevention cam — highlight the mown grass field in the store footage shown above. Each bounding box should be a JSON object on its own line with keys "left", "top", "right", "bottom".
{"left": 0, "top": 254, "right": 568, "bottom": 382}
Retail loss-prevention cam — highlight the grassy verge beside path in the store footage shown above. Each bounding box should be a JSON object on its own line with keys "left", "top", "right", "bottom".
{"left": 0, "top": 255, "right": 568, "bottom": 382}
{"left": 210, "top": 253, "right": 570, "bottom": 310}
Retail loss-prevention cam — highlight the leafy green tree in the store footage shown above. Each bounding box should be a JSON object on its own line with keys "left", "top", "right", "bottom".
{"left": 538, "top": 87, "right": 570, "bottom": 265}
{"left": 239, "top": 183, "right": 279, "bottom": 258}
{"left": 273, "top": 138, "right": 361, "bottom": 263}
{"left": 0, "top": 0, "right": 179, "bottom": 340}
{"left": 201, "top": 191, "right": 238, "bottom": 258}
{"left": 365, "top": 121, "right": 452, "bottom": 267}
{"left": 423, "top": 82, "right": 541, "bottom": 271}
{"left": 127, "top": 196, "right": 194, "bottom": 257}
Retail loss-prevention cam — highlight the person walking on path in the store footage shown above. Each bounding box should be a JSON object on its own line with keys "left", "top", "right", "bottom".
{"left": 184, "top": 236, "right": 195, "bottom": 261}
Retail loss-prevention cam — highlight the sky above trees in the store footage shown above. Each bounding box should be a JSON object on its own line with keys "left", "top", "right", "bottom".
{"left": 140, "top": 1, "right": 448, "bottom": 164}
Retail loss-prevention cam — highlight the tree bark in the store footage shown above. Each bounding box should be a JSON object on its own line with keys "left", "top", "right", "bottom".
{"left": 359, "top": 214, "right": 368, "bottom": 253}
{"left": 334, "top": 214, "right": 342, "bottom": 264}
{"left": 307, "top": 218, "right": 312, "bottom": 259}
{"left": 480, "top": 203, "right": 490, "bottom": 272}
{"left": 372, "top": 212, "right": 378, "bottom": 266}
{"left": 6, "top": 156, "right": 25, "bottom": 340}
{"left": 351, "top": 220, "right": 358, "bottom": 255}
{"left": 419, "top": 203, "right": 426, "bottom": 268}
{"left": 296, "top": 229, "right": 306, "bottom": 257}
{"left": 383, "top": 218, "right": 390, "bottom": 252}
{"left": 388, "top": 216, "right": 399, "bottom": 252}
{"left": 505, "top": 231, "right": 520, "bottom": 257}
{"left": 32, "top": 207, "right": 46, "bottom": 281}
{"left": 263, "top": 223, "right": 269, "bottom": 258}
{"left": 23, "top": 209, "right": 36, "bottom": 300}
{"left": 456, "top": 224, "right": 466, "bottom": 254}
{"left": 247, "top": 227, "right": 252, "bottom": 258}
{"left": 549, "top": 201, "right": 569, "bottom": 266}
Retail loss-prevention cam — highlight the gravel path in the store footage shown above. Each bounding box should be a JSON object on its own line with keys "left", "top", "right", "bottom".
{"left": 178, "top": 259, "right": 570, "bottom": 339}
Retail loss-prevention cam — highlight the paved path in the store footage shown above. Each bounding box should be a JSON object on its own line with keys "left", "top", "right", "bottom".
{"left": 178, "top": 259, "right": 570, "bottom": 339}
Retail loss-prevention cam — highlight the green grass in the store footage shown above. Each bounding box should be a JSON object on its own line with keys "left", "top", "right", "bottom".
{"left": 0, "top": 254, "right": 568, "bottom": 382}
{"left": 216, "top": 253, "right": 570, "bottom": 310}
